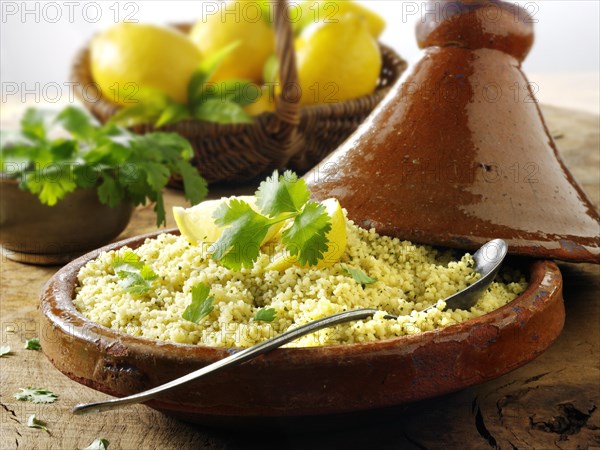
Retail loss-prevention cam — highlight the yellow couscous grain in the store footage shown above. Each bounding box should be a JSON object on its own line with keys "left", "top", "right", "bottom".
{"left": 74, "top": 218, "right": 526, "bottom": 348}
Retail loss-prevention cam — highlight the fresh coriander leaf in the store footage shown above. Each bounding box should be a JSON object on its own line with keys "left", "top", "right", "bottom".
{"left": 256, "top": 170, "right": 310, "bottom": 217}
{"left": 254, "top": 308, "right": 276, "bottom": 322}
{"left": 342, "top": 266, "right": 377, "bottom": 286}
{"left": 132, "top": 132, "right": 194, "bottom": 161}
{"left": 111, "top": 251, "right": 157, "bottom": 294}
{"left": 176, "top": 160, "right": 208, "bottom": 206}
{"left": 282, "top": 201, "right": 332, "bottom": 266}
{"left": 27, "top": 414, "right": 50, "bottom": 434}
{"left": 138, "top": 161, "right": 171, "bottom": 192}
{"left": 182, "top": 282, "right": 215, "bottom": 323}
{"left": 55, "top": 106, "right": 96, "bottom": 140}
{"left": 193, "top": 99, "right": 253, "bottom": 125}
{"left": 20, "top": 108, "right": 52, "bottom": 142}
{"left": 25, "top": 170, "right": 77, "bottom": 206}
{"left": 211, "top": 198, "right": 272, "bottom": 270}
{"left": 97, "top": 174, "right": 123, "bottom": 208}
{"left": 50, "top": 139, "right": 77, "bottom": 160}
{"left": 153, "top": 191, "right": 167, "bottom": 227}
{"left": 78, "top": 438, "right": 110, "bottom": 450}
{"left": 0, "top": 345, "right": 11, "bottom": 357}
{"left": 14, "top": 387, "right": 58, "bottom": 404}
{"left": 25, "top": 338, "right": 41, "bottom": 350}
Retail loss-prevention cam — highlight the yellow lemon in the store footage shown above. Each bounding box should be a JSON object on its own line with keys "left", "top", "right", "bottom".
{"left": 295, "top": 14, "right": 381, "bottom": 105}
{"left": 173, "top": 196, "right": 283, "bottom": 250}
{"left": 266, "top": 198, "right": 347, "bottom": 271}
{"left": 293, "top": 1, "right": 386, "bottom": 38}
{"left": 90, "top": 23, "right": 201, "bottom": 104}
{"left": 189, "top": 1, "right": 274, "bottom": 83}
{"left": 335, "top": 1, "right": 386, "bottom": 38}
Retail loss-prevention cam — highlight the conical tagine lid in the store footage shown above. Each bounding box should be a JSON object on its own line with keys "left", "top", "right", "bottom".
{"left": 305, "top": 0, "right": 600, "bottom": 263}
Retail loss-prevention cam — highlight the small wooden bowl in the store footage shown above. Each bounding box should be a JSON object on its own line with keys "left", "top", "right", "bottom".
{"left": 40, "top": 230, "right": 564, "bottom": 424}
{"left": 0, "top": 177, "right": 133, "bottom": 265}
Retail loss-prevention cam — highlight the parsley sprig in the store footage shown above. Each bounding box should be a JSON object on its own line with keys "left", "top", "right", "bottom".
{"left": 0, "top": 106, "right": 208, "bottom": 226}
{"left": 211, "top": 170, "right": 332, "bottom": 270}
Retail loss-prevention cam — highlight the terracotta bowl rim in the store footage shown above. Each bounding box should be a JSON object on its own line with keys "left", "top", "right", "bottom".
{"left": 41, "top": 228, "right": 562, "bottom": 360}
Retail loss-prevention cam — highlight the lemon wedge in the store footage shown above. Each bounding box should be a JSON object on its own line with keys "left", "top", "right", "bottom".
{"left": 173, "top": 196, "right": 282, "bottom": 249}
{"left": 266, "top": 198, "right": 347, "bottom": 271}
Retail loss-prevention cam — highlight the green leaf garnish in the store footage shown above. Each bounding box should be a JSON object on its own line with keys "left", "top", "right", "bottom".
{"left": 254, "top": 308, "right": 276, "bottom": 322}
{"left": 0, "top": 345, "right": 11, "bottom": 357}
{"left": 211, "top": 170, "right": 332, "bottom": 270}
{"left": 111, "top": 251, "right": 157, "bottom": 294}
{"left": 14, "top": 387, "right": 58, "bottom": 404}
{"left": 27, "top": 414, "right": 50, "bottom": 434}
{"left": 25, "top": 338, "right": 41, "bottom": 350}
{"left": 256, "top": 170, "right": 310, "bottom": 216}
{"left": 20, "top": 109, "right": 52, "bottom": 142}
{"left": 212, "top": 199, "right": 272, "bottom": 270}
{"left": 282, "top": 201, "right": 332, "bottom": 266}
{"left": 78, "top": 438, "right": 110, "bottom": 450}
{"left": 342, "top": 266, "right": 378, "bottom": 286}
{"left": 182, "top": 282, "right": 215, "bottom": 323}
{"left": 56, "top": 106, "right": 97, "bottom": 140}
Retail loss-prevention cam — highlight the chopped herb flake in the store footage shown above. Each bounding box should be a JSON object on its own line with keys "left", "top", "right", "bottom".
{"left": 25, "top": 338, "right": 41, "bottom": 350}
{"left": 14, "top": 387, "right": 58, "bottom": 404}
{"left": 254, "top": 308, "right": 277, "bottom": 322}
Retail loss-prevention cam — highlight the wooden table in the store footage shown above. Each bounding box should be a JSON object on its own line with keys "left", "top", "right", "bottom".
{"left": 1, "top": 105, "right": 598, "bottom": 449}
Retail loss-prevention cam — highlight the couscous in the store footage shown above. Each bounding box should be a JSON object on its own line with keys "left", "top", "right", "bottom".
{"left": 74, "top": 216, "right": 527, "bottom": 348}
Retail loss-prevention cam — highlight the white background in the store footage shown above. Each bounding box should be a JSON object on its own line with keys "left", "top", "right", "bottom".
{"left": 1, "top": 1, "right": 599, "bottom": 113}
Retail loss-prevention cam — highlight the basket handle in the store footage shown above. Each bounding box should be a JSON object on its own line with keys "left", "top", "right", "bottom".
{"left": 262, "top": 0, "right": 301, "bottom": 163}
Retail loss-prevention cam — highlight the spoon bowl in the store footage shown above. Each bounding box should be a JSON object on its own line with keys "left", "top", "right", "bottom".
{"left": 438, "top": 238, "right": 508, "bottom": 311}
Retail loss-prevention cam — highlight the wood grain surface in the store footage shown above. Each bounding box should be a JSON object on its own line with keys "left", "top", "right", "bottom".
{"left": 0, "top": 105, "right": 598, "bottom": 449}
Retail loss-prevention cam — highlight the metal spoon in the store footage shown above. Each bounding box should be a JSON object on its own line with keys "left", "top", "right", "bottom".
{"left": 73, "top": 239, "right": 507, "bottom": 415}
{"left": 424, "top": 238, "right": 508, "bottom": 312}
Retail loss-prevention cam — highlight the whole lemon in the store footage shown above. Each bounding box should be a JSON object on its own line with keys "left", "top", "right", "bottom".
{"left": 293, "top": 1, "right": 386, "bottom": 38}
{"left": 90, "top": 23, "right": 201, "bottom": 104}
{"left": 189, "top": 1, "right": 275, "bottom": 83}
{"left": 295, "top": 14, "right": 381, "bottom": 105}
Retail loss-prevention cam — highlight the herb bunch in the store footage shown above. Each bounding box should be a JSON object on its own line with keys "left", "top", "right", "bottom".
{"left": 0, "top": 107, "right": 207, "bottom": 226}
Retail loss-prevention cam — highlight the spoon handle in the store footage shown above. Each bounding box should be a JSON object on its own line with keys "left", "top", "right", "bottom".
{"left": 73, "top": 308, "right": 389, "bottom": 415}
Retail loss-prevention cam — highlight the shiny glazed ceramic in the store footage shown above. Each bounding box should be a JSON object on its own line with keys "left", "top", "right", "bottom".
{"left": 0, "top": 177, "right": 133, "bottom": 264}
{"left": 305, "top": 1, "right": 600, "bottom": 262}
{"left": 40, "top": 229, "right": 564, "bottom": 423}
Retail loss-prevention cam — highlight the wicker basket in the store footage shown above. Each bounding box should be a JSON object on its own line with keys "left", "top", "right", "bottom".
{"left": 71, "top": 0, "right": 407, "bottom": 184}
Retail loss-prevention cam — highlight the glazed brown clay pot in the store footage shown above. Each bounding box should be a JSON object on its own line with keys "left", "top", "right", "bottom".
{"left": 305, "top": 0, "right": 600, "bottom": 263}
{"left": 40, "top": 230, "right": 564, "bottom": 423}
{"left": 0, "top": 177, "right": 133, "bottom": 264}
